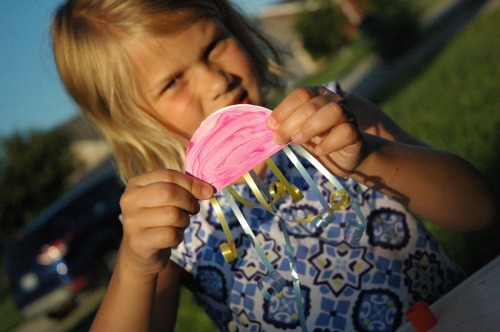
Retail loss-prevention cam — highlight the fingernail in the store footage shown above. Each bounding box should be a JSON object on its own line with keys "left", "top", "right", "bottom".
{"left": 291, "top": 131, "right": 304, "bottom": 144}
{"left": 267, "top": 116, "right": 277, "bottom": 130}
{"left": 273, "top": 133, "right": 284, "bottom": 145}
{"left": 315, "top": 146, "right": 324, "bottom": 156}
{"left": 202, "top": 184, "right": 214, "bottom": 197}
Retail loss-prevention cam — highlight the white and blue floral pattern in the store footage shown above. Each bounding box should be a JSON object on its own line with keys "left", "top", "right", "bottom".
{"left": 171, "top": 149, "right": 465, "bottom": 331}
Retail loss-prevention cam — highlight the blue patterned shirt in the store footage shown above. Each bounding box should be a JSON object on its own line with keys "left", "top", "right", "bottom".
{"left": 171, "top": 147, "right": 465, "bottom": 332}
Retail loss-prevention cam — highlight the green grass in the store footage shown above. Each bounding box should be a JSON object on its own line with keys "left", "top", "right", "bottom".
{"left": 2, "top": 4, "right": 498, "bottom": 331}
{"left": 372, "top": 8, "right": 500, "bottom": 171}
{"left": 369, "top": 6, "right": 500, "bottom": 273}
{"left": 297, "top": 38, "right": 373, "bottom": 87}
{"left": 175, "top": 287, "right": 217, "bottom": 332}
{"left": 0, "top": 297, "right": 23, "bottom": 332}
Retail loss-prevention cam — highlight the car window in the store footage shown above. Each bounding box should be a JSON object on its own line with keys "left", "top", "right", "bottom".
{"left": 3, "top": 175, "right": 124, "bottom": 272}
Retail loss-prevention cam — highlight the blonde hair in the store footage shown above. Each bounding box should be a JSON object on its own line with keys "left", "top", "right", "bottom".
{"left": 52, "top": 0, "right": 284, "bottom": 181}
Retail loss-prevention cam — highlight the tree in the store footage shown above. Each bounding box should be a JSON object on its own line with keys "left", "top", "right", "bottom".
{"left": 294, "top": 0, "right": 349, "bottom": 59}
{"left": 0, "top": 128, "right": 74, "bottom": 244}
{"left": 358, "top": 0, "right": 421, "bottom": 62}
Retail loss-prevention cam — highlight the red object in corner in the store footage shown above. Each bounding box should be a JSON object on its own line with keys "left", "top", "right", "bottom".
{"left": 405, "top": 301, "right": 438, "bottom": 332}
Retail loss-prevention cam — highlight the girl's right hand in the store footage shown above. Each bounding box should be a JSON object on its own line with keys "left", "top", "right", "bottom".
{"left": 118, "top": 169, "right": 214, "bottom": 278}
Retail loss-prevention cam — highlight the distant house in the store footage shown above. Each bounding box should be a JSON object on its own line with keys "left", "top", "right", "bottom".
{"left": 255, "top": 1, "right": 318, "bottom": 81}
{"left": 58, "top": 116, "right": 112, "bottom": 184}
{"left": 255, "top": 0, "right": 365, "bottom": 82}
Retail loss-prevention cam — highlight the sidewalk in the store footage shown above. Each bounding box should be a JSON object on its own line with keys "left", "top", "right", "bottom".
{"left": 340, "top": 0, "right": 499, "bottom": 98}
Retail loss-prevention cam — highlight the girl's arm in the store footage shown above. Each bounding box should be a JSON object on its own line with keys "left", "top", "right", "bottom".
{"left": 91, "top": 258, "right": 183, "bottom": 332}
{"left": 90, "top": 170, "right": 214, "bottom": 331}
{"left": 90, "top": 248, "right": 168, "bottom": 332}
{"left": 324, "top": 133, "right": 497, "bottom": 231}
{"left": 268, "top": 87, "right": 499, "bottom": 232}
{"left": 343, "top": 94, "right": 427, "bottom": 146}
{"left": 151, "top": 261, "right": 184, "bottom": 331}
{"left": 333, "top": 93, "right": 497, "bottom": 230}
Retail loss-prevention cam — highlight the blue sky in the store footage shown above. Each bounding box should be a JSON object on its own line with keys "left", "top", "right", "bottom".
{"left": 0, "top": 0, "right": 279, "bottom": 137}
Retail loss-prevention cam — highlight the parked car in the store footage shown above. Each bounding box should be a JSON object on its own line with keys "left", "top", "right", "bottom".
{"left": 2, "top": 160, "right": 124, "bottom": 318}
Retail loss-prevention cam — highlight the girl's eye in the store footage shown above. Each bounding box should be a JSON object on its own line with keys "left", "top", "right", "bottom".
{"left": 163, "top": 75, "right": 181, "bottom": 92}
{"left": 205, "top": 31, "right": 229, "bottom": 60}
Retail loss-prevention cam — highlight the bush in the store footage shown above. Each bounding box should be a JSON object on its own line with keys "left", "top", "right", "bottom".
{"left": 294, "top": 0, "right": 349, "bottom": 59}
{"left": 0, "top": 129, "right": 74, "bottom": 244}
{"left": 360, "top": 1, "right": 421, "bottom": 62}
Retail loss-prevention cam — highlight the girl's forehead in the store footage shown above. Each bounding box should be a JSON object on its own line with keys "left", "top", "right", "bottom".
{"left": 123, "top": 19, "right": 220, "bottom": 54}
{"left": 123, "top": 18, "right": 224, "bottom": 97}
{"left": 126, "top": 17, "right": 224, "bottom": 49}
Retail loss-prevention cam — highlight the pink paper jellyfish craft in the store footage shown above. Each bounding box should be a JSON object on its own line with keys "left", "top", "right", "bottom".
{"left": 184, "top": 104, "right": 367, "bottom": 332}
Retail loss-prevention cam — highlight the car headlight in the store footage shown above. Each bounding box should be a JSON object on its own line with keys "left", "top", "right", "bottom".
{"left": 36, "top": 240, "right": 68, "bottom": 266}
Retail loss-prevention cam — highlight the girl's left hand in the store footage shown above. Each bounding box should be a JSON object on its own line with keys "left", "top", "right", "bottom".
{"left": 267, "top": 86, "right": 363, "bottom": 177}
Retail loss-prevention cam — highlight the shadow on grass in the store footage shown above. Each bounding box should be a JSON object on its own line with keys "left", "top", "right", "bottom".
{"left": 418, "top": 122, "right": 500, "bottom": 275}
{"left": 461, "top": 123, "right": 500, "bottom": 273}
{"left": 366, "top": 0, "right": 500, "bottom": 275}
{"left": 364, "top": 0, "right": 489, "bottom": 103}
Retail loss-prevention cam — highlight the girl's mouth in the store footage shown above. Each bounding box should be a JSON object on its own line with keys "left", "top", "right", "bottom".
{"left": 227, "top": 90, "right": 249, "bottom": 107}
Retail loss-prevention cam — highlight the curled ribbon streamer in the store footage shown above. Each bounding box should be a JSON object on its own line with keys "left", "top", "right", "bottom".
{"left": 283, "top": 146, "right": 353, "bottom": 228}
{"left": 265, "top": 158, "right": 303, "bottom": 202}
{"left": 210, "top": 148, "right": 367, "bottom": 332}
{"left": 186, "top": 105, "right": 369, "bottom": 332}
{"left": 329, "top": 189, "right": 351, "bottom": 211}
{"left": 345, "top": 218, "right": 365, "bottom": 244}
{"left": 313, "top": 189, "right": 351, "bottom": 228}
{"left": 289, "top": 143, "right": 367, "bottom": 244}
{"left": 236, "top": 169, "right": 315, "bottom": 223}
{"left": 224, "top": 161, "right": 314, "bottom": 223}
{"left": 268, "top": 181, "right": 288, "bottom": 202}
{"left": 212, "top": 155, "right": 364, "bottom": 331}
{"left": 257, "top": 270, "right": 286, "bottom": 300}
{"left": 244, "top": 172, "right": 277, "bottom": 214}
{"left": 221, "top": 188, "right": 286, "bottom": 297}
{"left": 282, "top": 146, "right": 331, "bottom": 211}
{"left": 210, "top": 197, "right": 238, "bottom": 263}
{"left": 227, "top": 185, "right": 258, "bottom": 209}
{"left": 245, "top": 169, "right": 308, "bottom": 332}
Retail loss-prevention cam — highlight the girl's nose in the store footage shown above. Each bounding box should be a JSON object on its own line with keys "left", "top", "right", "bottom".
{"left": 195, "top": 64, "right": 228, "bottom": 101}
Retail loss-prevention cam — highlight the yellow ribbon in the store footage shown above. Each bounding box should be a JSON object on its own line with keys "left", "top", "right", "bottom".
{"left": 210, "top": 197, "right": 237, "bottom": 263}
{"left": 265, "top": 158, "right": 303, "bottom": 202}
{"left": 212, "top": 159, "right": 353, "bottom": 263}
{"left": 328, "top": 189, "right": 351, "bottom": 212}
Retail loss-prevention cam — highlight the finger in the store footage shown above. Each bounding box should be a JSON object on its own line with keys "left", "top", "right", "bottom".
{"left": 123, "top": 206, "right": 192, "bottom": 229}
{"left": 131, "top": 182, "right": 203, "bottom": 214}
{"left": 268, "top": 86, "right": 342, "bottom": 130}
{"left": 290, "top": 102, "right": 346, "bottom": 145}
{"left": 272, "top": 96, "right": 328, "bottom": 144}
{"left": 120, "top": 182, "right": 200, "bottom": 216}
{"left": 128, "top": 169, "right": 215, "bottom": 200}
{"left": 268, "top": 87, "right": 318, "bottom": 130}
{"left": 314, "top": 122, "right": 360, "bottom": 156}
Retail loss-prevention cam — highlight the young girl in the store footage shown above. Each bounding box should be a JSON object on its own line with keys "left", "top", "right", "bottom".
{"left": 51, "top": 0, "right": 497, "bottom": 331}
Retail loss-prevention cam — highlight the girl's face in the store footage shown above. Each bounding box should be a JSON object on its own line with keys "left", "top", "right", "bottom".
{"left": 127, "top": 18, "right": 261, "bottom": 147}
